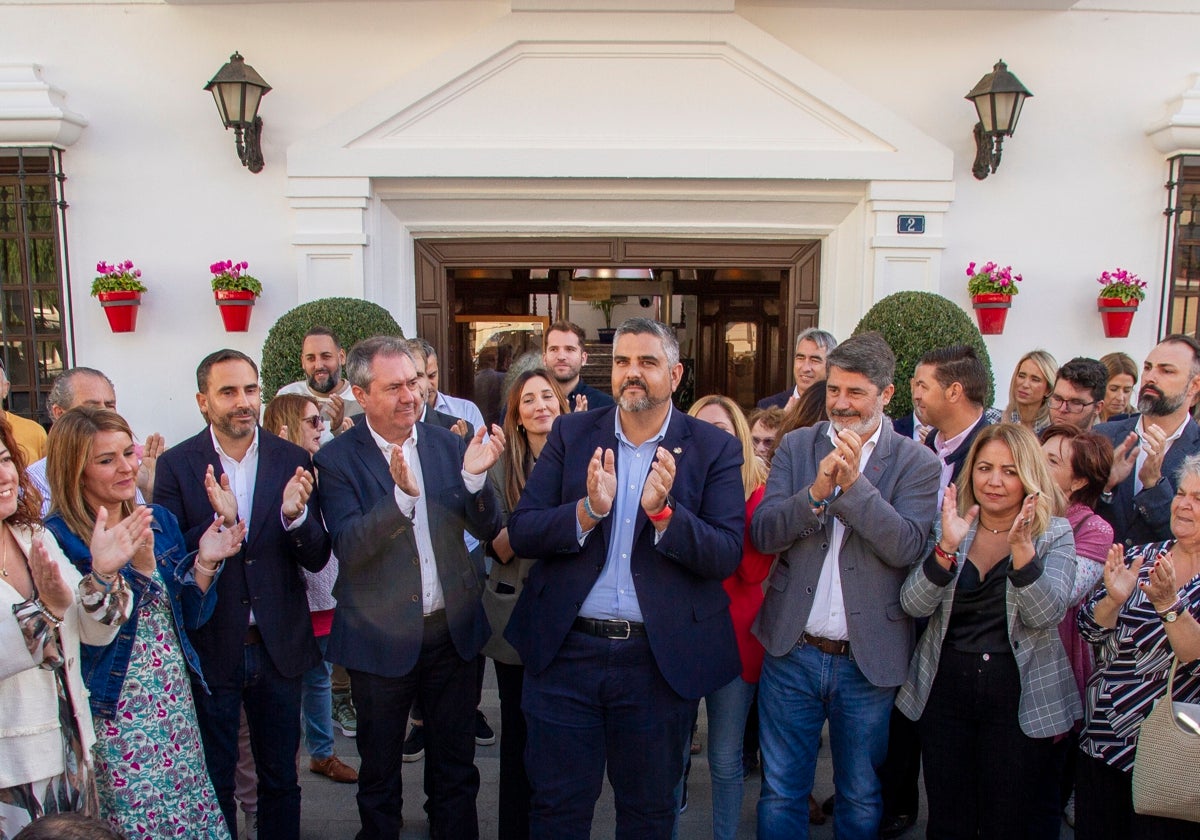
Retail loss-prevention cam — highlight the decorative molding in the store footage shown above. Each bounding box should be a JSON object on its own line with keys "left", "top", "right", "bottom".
{"left": 0, "top": 64, "right": 87, "bottom": 147}
{"left": 1148, "top": 73, "right": 1200, "bottom": 156}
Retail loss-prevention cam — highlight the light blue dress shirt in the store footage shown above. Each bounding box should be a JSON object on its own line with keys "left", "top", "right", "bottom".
{"left": 578, "top": 407, "right": 673, "bottom": 622}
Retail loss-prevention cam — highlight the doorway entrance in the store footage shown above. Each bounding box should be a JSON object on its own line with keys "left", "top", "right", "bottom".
{"left": 413, "top": 238, "right": 820, "bottom": 413}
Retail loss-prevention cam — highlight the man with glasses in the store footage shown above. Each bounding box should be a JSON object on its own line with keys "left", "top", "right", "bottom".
{"left": 1047, "top": 357, "right": 1108, "bottom": 430}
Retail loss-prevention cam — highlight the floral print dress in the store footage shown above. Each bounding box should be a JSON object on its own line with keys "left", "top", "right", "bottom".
{"left": 92, "top": 568, "right": 226, "bottom": 840}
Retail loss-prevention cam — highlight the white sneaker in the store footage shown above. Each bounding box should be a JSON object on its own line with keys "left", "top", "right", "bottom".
{"left": 242, "top": 809, "right": 258, "bottom": 840}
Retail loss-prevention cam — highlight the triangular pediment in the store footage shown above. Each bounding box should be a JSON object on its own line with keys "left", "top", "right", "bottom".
{"left": 289, "top": 11, "right": 951, "bottom": 181}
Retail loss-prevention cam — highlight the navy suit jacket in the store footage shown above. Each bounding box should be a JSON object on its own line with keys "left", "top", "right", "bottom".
{"left": 505, "top": 406, "right": 745, "bottom": 700}
{"left": 757, "top": 389, "right": 791, "bottom": 410}
{"left": 892, "top": 413, "right": 915, "bottom": 439}
{"left": 926, "top": 412, "right": 991, "bottom": 487}
{"left": 1094, "top": 414, "right": 1200, "bottom": 546}
{"left": 314, "top": 421, "right": 501, "bottom": 677}
{"left": 155, "top": 428, "right": 330, "bottom": 687}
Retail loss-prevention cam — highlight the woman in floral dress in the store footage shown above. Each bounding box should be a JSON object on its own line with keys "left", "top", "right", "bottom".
{"left": 42, "top": 407, "right": 245, "bottom": 840}
{"left": 0, "top": 415, "right": 138, "bottom": 839}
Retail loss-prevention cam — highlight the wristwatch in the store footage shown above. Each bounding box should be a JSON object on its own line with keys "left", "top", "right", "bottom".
{"left": 1158, "top": 599, "right": 1186, "bottom": 623}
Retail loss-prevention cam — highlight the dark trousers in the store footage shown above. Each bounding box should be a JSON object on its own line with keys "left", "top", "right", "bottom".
{"left": 495, "top": 659, "right": 531, "bottom": 840}
{"left": 879, "top": 706, "right": 922, "bottom": 819}
{"left": 349, "top": 611, "right": 480, "bottom": 840}
{"left": 919, "top": 647, "right": 1063, "bottom": 840}
{"left": 1075, "top": 751, "right": 1200, "bottom": 840}
{"left": 522, "top": 630, "right": 694, "bottom": 840}
{"left": 192, "top": 639, "right": 303, "bottom": 840}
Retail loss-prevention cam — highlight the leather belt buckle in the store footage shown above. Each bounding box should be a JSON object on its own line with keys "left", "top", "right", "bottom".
{"left": 803, "top": 632, "right": 849, "bottom": 656}
{"left": 609, "top": 619, "right": 631, "bottom": 640}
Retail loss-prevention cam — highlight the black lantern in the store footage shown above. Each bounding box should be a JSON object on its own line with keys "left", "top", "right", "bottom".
{"left": 965, "top": 59, "right": 1032, "bottom": 180}
{"left": 204, "top": 52, "right": 271, "bottom": 173}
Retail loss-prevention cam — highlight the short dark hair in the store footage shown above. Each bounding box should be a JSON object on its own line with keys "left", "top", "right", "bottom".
{"left": 917, "top": 345, "right": 986, "bottom": 406}
{"left": 345, "top": 336, "right": 414, "bottom": 390}
{"left": 1056, "top": 357, "right": 1109, "bottom": 404}
{"left": 1160, "top": 333, "right": 1200, "bottom": 378}
{"left": 196, "top": 349, "right": 257, "bottom": 393}
{"left": 827, "top": 332, "right": 894, "bottom": 392}
{"left": 302, "top": 325, "right": 341, "bottom": 350}
{"left": 546, "top": 320, "right": 587, "bottom": 346}
{"left": 47, "top": 367, "right": 113, "bottom": 412}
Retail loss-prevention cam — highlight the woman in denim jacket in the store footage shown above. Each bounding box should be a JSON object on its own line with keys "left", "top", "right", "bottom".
{"left": 43, "top": 407, "right": 245, "bottom": 840}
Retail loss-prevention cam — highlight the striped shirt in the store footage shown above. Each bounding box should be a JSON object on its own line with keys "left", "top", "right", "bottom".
{"left": 1078, "top": 539, "right": 1200, "bottom": 772}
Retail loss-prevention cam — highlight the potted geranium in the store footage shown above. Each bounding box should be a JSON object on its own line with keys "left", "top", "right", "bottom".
{"left": 92, "top": 259, "right": 147, "bottom": 333}
{"left": 210, "top": 260, "right": 263, "bottom": 332}
{"left": 1096, "top": 268, "right": 1147, "bottom": 338}
{"left": 966, "top": 260, "right": 1022, "bottom": 334}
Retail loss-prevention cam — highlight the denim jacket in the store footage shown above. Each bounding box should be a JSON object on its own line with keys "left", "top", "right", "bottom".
{"left": 44, "top": 504, "right": 223, "bottom": 719}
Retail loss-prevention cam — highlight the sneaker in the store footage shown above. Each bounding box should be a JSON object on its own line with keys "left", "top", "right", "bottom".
{"left": 475, "top": 710, "right": 496, "bottom": 746}
{"left": 310, "top": 754, "right": 359, "bottom": 784}
{"left": 332, "top": 693, "right": 357, "bottom": 738}
{"left": 402, "top": 723, "right": 425, "bottom": 762}
{"left": 242, "top": 809, "right": 257, "bottom": 840}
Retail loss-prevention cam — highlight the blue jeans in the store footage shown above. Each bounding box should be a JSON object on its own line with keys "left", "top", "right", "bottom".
{"left": 192, "top": 638, "right": 304, "bottom": 840}
{"left": 302, "top": 634, "right": 335, "bottom": 761}
{"left": 756, "top": 642, "right": 895, "bottom": 840}
{"left": 523, "top": 630, "right": 693, "bottom": 840}
{"left": 706, "top": 676, "right": 757, "bottom": 840}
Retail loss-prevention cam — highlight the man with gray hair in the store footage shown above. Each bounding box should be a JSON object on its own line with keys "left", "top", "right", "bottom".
{"left": 27, "top": 366, "right": 164, "bottom": 514}
{"left": 314, "top": 335, "right": 504, "bottom": 839}
{"left": 758, "top": 328, "right": 838, "bottom": 410}
{"left": 751, "top": 331, "right": 940, "bottom": 839}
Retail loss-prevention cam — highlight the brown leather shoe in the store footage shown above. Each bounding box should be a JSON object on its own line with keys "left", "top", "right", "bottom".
{"left": 310, "top": 755, "right": 358, "bottom": 784}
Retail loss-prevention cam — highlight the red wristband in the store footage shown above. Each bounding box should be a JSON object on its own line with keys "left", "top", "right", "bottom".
{"left": 647, "top": 501, "right": 674, "bottom": 522}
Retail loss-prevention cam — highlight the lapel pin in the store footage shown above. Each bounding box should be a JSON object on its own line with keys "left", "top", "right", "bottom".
{"left": 673, "top": 447, "right": 682, "bottom": 455}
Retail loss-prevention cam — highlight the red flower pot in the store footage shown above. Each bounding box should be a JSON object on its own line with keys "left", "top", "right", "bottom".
{"left": 96, "top": 290, "right": 141, "bottom": 333}
{"left": 1098, "top": 297, "right": 1138, "bottom": 338}
{"left": 971, "top": 293, "right": 1012, "bottom": 335}
{"left": 214, "top": 289, "right": 257, "bottom": 332}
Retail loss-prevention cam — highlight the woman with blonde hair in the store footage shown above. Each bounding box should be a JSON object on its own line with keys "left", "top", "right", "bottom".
{"left": 685, "top": 395, "right": 773, "bottom": 840}
{"left": 0, "top": 415, "right": 137, "bottom": 838}
{"left": 1004, "top": 350, "right": 1058, "bottom": 433}
{"left": 43, "top": 407, "right": 244, "bottom": 840}
{"left": 897, "top": 422, "right": 1079, "bottom": 839}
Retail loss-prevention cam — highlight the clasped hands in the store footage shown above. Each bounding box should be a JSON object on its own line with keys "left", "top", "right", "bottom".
{"left": 1108, "top": 424, "right": 1169, "bottom": 494}
{"left": 388, "top": 424, "right": 507, "bottom": 497}
{"left": 810, "top": 428, "right": 864, "bottom": 503}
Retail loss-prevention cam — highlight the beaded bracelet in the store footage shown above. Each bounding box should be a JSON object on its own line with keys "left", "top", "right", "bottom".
{"left": 582, "top": 496, "right": 609, "bottom": 522}
{"left": 34, "top": 597, "right": 64, "bottom": 629}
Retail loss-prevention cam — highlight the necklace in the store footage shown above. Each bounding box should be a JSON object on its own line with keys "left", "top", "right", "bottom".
{"left": 979, "top": 519, "right": 1015, "bottom": 535}
{"left": 0, "top": 523, "right": 8, "bottom": 577}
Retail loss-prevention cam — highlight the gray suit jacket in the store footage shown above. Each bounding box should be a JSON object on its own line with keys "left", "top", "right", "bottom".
{"left": 751, "top": 421, "right": 941, "bottom": 688}
{"left": 895, "top": 517, "right": 1082, "bottom": 738}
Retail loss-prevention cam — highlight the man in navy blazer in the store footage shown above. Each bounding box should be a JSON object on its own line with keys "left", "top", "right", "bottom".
{"left": 1094, "top": 334, "right": 1200, "bottom": 547}
{"left": 756, "top": 328, "right": 837, "bottom": 410}
{"left": 155, "top": 349, "right": 330, "bottom": 840}
{"left": 314, "top": 336, "right": 503, "bottom": 840}
{"left": 506, "top": 318, "right": 745, "bottom": 839}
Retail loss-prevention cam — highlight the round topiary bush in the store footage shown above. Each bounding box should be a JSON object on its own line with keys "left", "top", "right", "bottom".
{"left": 852, "top": 291, "right": 994, "bottom": 420}
{"left": 260, "top": 298, "right": 404, "bottom": 399}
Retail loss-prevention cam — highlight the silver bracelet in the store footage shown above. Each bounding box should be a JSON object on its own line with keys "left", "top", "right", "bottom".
{"left": 582, "top": 496, "right": 609, "bottom": 521}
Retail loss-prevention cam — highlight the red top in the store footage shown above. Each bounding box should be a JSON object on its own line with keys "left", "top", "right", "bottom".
{"left": 723, "top": 485, "right": 773, "bottom": 683}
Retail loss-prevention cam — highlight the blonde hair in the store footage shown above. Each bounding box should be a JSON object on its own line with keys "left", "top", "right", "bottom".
{"left": 687, "top": 395, "right": 765, "bottom": 500}
{"left": 1004, "top": 350, "right": 1057, "bottom": 428}
{"left": 46, "top": 407, "right": 137, "bottom": 541}
{"left": 955, "top": 422, "right": 1065, "bottom": 537}
{"left": 263, "top": 393, "right": 320, "bottom": 448}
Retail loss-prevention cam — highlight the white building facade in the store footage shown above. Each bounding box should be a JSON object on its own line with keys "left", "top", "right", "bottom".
{"left": 3, "top": 0, "right": 1199, "bottom": 441}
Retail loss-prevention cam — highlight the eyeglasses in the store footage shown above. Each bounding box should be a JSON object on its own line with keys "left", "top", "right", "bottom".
{"left": 301, "top": 415, "right": 326, "bottom": 429}
{"left": 1049, "top": 394, "right": 1096, "bottom": 413}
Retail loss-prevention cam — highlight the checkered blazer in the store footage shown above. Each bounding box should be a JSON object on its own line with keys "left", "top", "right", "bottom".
{"left": 895, "top": 516, "right": 1083, "bottom": 738}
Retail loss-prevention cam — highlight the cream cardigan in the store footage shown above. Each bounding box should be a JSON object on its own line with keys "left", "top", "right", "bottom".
{"left": 0, "top": 523, "right": 124, "bottom": 788}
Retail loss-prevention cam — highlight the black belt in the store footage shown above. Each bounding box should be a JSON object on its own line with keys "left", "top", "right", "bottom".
{"left": 572, "top": 616, "right": 647, "bottom": 640}
{"left": 244, "top": 625, "right": 263, "bottom": 645}
{"left": 803, "top": 633, "right": 849, "bottom": 656}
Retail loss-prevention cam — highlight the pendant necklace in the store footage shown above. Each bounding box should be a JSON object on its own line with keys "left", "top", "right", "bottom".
{"left": 0, "top": 524, "right": 8, "bottom": 577}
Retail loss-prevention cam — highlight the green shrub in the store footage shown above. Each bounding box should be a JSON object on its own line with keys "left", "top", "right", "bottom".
{"left": 852, "top": 291, "right": 994, "bottom": 419}
{"left": 260, "top": 298, "right": 404, "bottom": 399}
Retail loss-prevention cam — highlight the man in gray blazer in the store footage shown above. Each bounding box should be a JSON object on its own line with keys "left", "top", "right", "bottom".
{"left": 751, "top": 332, "right": 940, "bottom": 840}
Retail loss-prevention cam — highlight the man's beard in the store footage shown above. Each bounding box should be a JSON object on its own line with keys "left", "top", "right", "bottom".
{"left": 307, "top": 367, "right": 341, "bottom": 395}
{"left": 213, "top": 410, "right": 257, "bottom": 440}
{"left": 829, "top": 406, "right": 882, "bottom": 437}
{"left": 617, "top": 379, "right": 668, "bottom": 413}
{"left": 1138, "top": 385, "right": 1186, "bottom": 418}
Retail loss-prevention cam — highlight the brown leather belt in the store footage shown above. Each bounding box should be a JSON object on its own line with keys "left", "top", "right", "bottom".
{"left": 572, "top": 616, "right": 647, "bottom": 640}
{"left": 803, "top": 633, "right": 850, "bottom": 656}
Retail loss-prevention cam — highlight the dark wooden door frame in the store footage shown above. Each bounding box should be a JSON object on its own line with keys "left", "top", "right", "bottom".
{"left": 413, "top": 237, "right": 820, "bottom": 398}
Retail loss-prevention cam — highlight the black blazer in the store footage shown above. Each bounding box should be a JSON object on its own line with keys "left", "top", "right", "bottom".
{"left": 155, "top": 428, "right": 330, "bottom": 687}
{"left": 756, "top": 389, "right": 791, "bottom": 410}
{"left": 1094, "top": 415, "right": 1200, "bottom": 546}
{"left": 505, "top": 406, "right": 745, "bottom": 701}
{"left": 314, "top": 421, "right": 501, "bottom": 677}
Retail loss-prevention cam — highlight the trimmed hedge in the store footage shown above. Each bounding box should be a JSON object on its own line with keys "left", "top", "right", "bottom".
{"left": 260, "top": 298, "right": 403, "bottom": 400}
{"left": 852, "top": 291, "right": 994, "bottom": 419}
